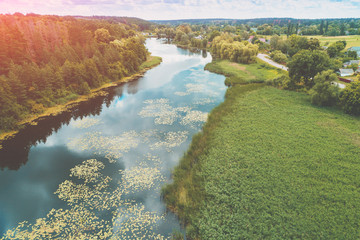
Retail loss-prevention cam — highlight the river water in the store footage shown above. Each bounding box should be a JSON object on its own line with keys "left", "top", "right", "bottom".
{"left": 0, "top": 38, "right": 226, "bottom": 238}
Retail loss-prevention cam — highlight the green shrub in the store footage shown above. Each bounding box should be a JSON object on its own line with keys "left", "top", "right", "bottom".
{"left": 266, "top": 74, "right": 291, "bottom": 89}
{"left": 340, "top": 81, "right": 360, "bottom": 115}
{"left": 309, "top": 70, "right": 339, "bottom": 106}
{"left": 270, "top": 50, "right": 287, "bottom": 63}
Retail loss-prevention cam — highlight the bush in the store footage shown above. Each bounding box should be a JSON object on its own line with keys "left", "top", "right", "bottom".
{"left": 270, "top": 50, "right": 287, "bottom": 64}
{"left": 340, "top": 81, "right": 360, "bottom": 115}
{"left": 309, "top": 70, "right": 339, "bottom": 106}
{"left": 266, "top": 74, "right": 293, "bottom": 89}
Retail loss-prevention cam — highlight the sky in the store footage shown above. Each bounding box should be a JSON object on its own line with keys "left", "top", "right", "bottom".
{"left": 0, "top": 0, "right": 359, "bottom": 20}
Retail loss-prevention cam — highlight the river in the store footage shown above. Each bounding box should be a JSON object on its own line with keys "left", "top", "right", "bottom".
{"left": 0, "top": 38, "right": 226, "bottom": 238}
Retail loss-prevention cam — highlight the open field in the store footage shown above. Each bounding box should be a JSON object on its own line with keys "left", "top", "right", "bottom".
{"left": 305, "top": 35, "right": 360, "bottom": 49}
{"left": 164, "top": 60, "right": 360, "bottom": 239}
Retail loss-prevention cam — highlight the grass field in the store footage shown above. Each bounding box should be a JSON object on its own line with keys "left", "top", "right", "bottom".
{"left": 163, "top": 60, "right": 360, "bottom": 239}
{"left": 204, "top": 59, "right": 284, "bottom": 86}
{"left": 305, "top": 35, "right": 360, "bottom": 49}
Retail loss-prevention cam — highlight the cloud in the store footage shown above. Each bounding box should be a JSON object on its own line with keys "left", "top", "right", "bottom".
{"left": 0, "top": 0, "right": 358, "bottom": 19}
{"left": 69, "top": 0, "right": 116, "bottom": 5}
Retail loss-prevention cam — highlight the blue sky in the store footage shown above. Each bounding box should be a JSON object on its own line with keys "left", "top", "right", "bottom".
{"left": 0, "top": 0, "right": 359, "bottom": 20}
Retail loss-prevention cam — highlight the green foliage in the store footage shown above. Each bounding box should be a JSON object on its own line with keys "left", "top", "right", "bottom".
{"left": 265, "top": 74, "right": 292, "bottom": 89}
{"left": 269, "top": 50, "right": 287, "bottom": 63}
{"left": 309, "top": 70, "right": 340, "bottom": 106}
{"left": 348, "top": 63, "right": 359, "bottom": 71}
{"left": 139, "top": 56, "right": 162, "bottom": 70}
{"left": 288, "top": 49, "right": 332, "bottom": 88}
{"left": 270, "top": 35, "right": 289, "bottom": 54}
{"left": 190, "top": 38, "right": 207, "bottom": 49}
{"left": 340, "top": 81, "right": 360, "bottom": 115}
{"left": 165, "top": 85, "right": 360, "bottom": 239}
{"left": 330, "top": 58, "right": 343, "bottom": 71}
{"left": 95, "top": 28, "right": 111, "bottom": 43}
{"left": 204, "top": 59, "right": 280, "bottom": 86}
{"left": 327, "top": 41, "right": 346, "bottom": 58}
{"left": 347, "top": 50, "right": 358, "bottom": 59}
{"left": 211, "top": 33, "right": 258, "bottom": 64}
{"left": 270, "top": 35, "right": 321, "bottom": 57}
{"left": 0, "top": 14, "right": 149, "bottom": 133}
{"left": 288, "top": 34, "right": 311, "bottom": 56}
{"left": 208, "top": 30, "right": 220, "bottom": 42}
{"left": 77, "top": 82, "right": 91, "bottom": 95}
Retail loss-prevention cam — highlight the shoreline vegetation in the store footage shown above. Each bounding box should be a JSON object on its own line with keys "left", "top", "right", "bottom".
{"left": 163, "top": 59, "right": 360, "bottom": 239}
{"left": 0, "top": 56, "right": 162, "bottom": 148}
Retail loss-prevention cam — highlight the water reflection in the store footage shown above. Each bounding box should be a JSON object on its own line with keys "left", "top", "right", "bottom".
{"left": 0, "top": 75, "right": 141, "bottom": 171}
{"left": 0, "top": 38, "right": 226, "bottom": 238}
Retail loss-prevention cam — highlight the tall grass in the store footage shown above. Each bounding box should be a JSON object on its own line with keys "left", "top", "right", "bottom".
{"left": 164, "top": 59, "right": 360, "bottom": 239}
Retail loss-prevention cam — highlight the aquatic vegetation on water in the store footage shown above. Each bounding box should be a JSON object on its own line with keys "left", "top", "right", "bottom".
{"left": 2, "top": 159, "right": 168, "bottom": 239}
{"left": 180, "top": 110, "right": 208, "bottom": 127}
{"left": 112, "top": 204, "right": 166, "bottom": 240}
{"left": 122, "top": 166, "right": 164, "bottom": 193}
{"left": 151, "top": 131, "right": 188, "bottom": 152}
{"left": 139, "top": 99, "right": 179, "bottom": 125}
{"left": 139, "top": 98, "right": 208, "bottom": 128}
{"left": 68, "top": 131, "right": 140, "bottom": 163}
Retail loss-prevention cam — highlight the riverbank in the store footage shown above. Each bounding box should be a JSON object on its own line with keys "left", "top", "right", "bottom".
{"left": 0, "top": 56, "right": 162, "bottom": 148}
{"left": 204, "top": 58, "right": 285, "bottom": 86}
{"left": 163, "top": 59, "right": 360, "bottom": 239}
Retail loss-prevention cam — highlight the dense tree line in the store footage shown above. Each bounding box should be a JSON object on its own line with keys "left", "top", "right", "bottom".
{"left": 153, "top": 18, "right": 360, "bottom": 36}
{"left": 0, "top": 14, "right": 148, "bottom": 132}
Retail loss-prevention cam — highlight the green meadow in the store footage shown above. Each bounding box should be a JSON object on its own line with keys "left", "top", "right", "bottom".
{"left": 306, "top": 35, "right": 360, "bottom": 49}
{"left": 204, "top": 59, "right": 283, "bottom": 86}
{"left": 163, "top": 60, "right": 360, "bottom": 239}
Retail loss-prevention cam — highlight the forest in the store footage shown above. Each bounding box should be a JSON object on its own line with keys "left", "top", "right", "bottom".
{"left": 0, "top": 14, "right": 148, "bottom": 132}
{"left": 153, "top": 18, "right": 360, "bottom": 36}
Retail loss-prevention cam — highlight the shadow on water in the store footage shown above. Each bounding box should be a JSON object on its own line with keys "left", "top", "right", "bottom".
{"left": 0, "top": 81, "right": 140, "bottom": 171}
